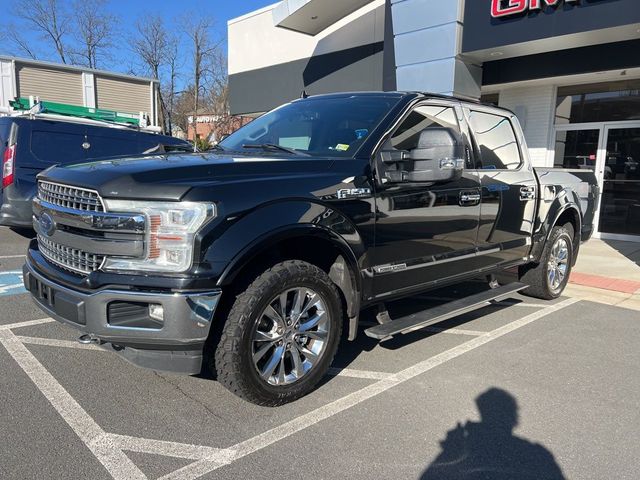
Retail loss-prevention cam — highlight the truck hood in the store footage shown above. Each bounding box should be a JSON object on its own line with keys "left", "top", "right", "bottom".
{"left": 37, "top": 153, "right": 335, "bottom": 201}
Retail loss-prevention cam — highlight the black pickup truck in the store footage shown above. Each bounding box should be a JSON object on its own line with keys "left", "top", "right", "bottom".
{"left": 23, "top": 92, "right": 598, "bottom": 405}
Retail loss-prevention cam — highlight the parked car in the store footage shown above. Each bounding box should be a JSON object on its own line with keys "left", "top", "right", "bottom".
{"left": 23, "top": 92, "right": 598, "bottom": 405}
{"left": 624, "top": 157, "right": 639, "bottom": 179}
{"left": 0, "top": 116, "right": 192, "bottom": 228}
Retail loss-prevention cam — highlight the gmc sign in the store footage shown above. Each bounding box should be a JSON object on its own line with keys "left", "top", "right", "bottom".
{"left": 491, "top": 0, "right": 579, "bottom": 18}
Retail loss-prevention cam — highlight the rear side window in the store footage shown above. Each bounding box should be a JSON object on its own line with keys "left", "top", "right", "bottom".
{"left": 31, "top": 130, "right": 87, "bottom": 164}
{"left": 468, "top": 111, "right": 522, "bottom": 170}
{"left": 85, "top": 131, "right": 139, "bottom": 159}
{"left": 86, "top": 129, "right": 188, "bottom": 159}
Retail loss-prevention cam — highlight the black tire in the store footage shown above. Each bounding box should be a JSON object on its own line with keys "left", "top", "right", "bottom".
{"left": 213, "top": 260, "right": 343, "bottom": 406}
{"left": 520, "top": 223, "right": 574, "bottom": 300}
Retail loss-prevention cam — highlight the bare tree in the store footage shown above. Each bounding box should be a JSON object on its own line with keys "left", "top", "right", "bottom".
{"left": 182, "top": 16, "right": 223, "bottom": 143}
{"left": 132, "top": 15, "right": 174, "bottom": 132}
{"left": 4, "top": 24, "right": 39, "bottom": 60}
{"left": 12, "top": 0, "right": 70, "bottom": 63}
{"left": 172, "top": 88, "right": 196, "bottom": 136}
{"left": 71, "top": 0, "right": 117, "bottom": 69}
{"left": 163, "top": 35, "right": 182, "bottom": 135}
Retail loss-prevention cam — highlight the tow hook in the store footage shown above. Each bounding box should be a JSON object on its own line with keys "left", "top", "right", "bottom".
{"left": 78, "top": 334, "right": 101, "bottom": 345}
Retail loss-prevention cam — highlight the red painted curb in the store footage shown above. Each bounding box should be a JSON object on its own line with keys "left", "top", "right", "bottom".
{"left": 570, "top": 272, "right": 640, "bottom": 294}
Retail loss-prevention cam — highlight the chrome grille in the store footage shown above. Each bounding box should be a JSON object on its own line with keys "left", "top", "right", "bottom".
{"left": 38, "top": 181, "right": 104, "bottom": 212}
{"left": 37, "top": 234, "right": 105, "bottom": 274}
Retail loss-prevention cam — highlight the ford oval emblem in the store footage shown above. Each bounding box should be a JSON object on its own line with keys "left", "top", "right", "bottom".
{"left": 40, "top": 212, "right": 56, "bottom": 237}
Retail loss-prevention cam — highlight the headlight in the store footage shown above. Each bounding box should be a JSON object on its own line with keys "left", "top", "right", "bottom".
{"left": 102, "top": 200, "right": 215, "bottom": 273}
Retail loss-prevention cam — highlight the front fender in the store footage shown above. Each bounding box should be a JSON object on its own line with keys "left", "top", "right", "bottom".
{"left": 199, "top": 200, "right": 367, "bottom": 289}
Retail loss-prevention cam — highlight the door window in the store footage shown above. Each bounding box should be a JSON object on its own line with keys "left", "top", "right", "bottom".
{"left": 389, "top": 105, "right": 460, "bottom": 151}
{"left": 468, "top": 111, "right": 522, "bottom": 170}
{"left": 85, "top": 128, "right": 139, "bottom": 159}
{"left": 30, "top": 130, "right": 87, "bottom": 164}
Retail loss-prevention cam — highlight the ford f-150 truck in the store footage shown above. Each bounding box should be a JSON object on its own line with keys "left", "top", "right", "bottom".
{"left": 23, "top": 92, "right": 598, "bottom": 405}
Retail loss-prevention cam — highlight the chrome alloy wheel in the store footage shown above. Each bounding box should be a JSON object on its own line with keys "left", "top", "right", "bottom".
{"left": 252, "top": 288, "right": 330, "bottom": 386}
{"left": 547, "top": 237, "right": 569, "bottom": 291}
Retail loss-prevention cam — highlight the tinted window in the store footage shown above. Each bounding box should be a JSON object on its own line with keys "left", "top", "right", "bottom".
{"left": 554, "top": 130, "right": 599, "bottom": 169}
{"left": 30, "top": 130, "right": 87, "bottom": 164}
{"left": 220, "top": 96, "right": 401, "bottom": 158}
{"left": 86, "top": 131, "right": 139, "bottom": 159}
{"left": 468, "top": 111, "right": 521, "bottom": 170}
{"left": 389, "top": 105, "right": 460, "bottom": 151}
{"left": 480, "top": 93, "right": 500, "bottom": 107}
{"left": 556, "top": 80, "right": 640, "bottom": 124}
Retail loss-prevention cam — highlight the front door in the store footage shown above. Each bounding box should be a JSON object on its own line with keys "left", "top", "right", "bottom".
{"left": 371, "top": 102, "right": 481, "bottom": 300}
{"left": 597, "top": 125, "right": 640, "bottom": 239}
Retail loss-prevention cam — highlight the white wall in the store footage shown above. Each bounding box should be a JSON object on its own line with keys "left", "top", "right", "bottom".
{"left": 228, "top": 0, "right": 385, "bottom": 75}
{"left": 0, "top": 61, "right": 15, "bottom": 108}
{"left": 498, "top": 85, "right": 556, "bottom": 167}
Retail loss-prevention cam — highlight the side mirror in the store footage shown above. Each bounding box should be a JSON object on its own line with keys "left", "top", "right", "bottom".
{"left": 382, "top": 127, "right": 465, "bottom": 183}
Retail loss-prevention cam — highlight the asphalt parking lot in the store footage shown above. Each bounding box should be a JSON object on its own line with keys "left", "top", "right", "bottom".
{"left": 2, "top": 225, "right": 640, "bottom": 480}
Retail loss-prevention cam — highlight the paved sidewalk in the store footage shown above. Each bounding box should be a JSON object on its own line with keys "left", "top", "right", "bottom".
{"left": 568, "top": 238, "right": 640, "bottom": 310}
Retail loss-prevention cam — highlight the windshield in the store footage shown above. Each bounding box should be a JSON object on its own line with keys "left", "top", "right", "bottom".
{"left": 219, "top": 95, "right": 401, "bottom": 158}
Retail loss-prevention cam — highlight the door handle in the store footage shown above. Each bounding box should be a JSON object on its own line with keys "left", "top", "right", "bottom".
{"left": 459, "top": 191, "right": 481, "bottom": 206}
{"left": 520, "top": 186, "right": 536, "bottom": 201}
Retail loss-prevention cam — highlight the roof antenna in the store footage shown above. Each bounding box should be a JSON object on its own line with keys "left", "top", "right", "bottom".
{"left": 300, "top": 90, "right": 309, "bottom": 99}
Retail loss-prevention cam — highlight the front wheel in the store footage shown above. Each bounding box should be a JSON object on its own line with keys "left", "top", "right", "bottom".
{"left": 520, "top": 224, "right": 574, "bottom": 300}
{"left": 213, "top": 260, "right": 343, "bottom": 406}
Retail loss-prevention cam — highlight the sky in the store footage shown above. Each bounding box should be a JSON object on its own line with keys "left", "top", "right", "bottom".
{"left": 1, "top": 0, "right": 273, "bottom": 82}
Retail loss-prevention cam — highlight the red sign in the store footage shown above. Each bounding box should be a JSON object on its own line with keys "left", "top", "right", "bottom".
{"left": 491, "top": 0, "right": 579, "bottom": 18}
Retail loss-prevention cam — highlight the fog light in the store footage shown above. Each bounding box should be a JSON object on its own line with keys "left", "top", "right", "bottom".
{"left": 149, "top": 304, "right": 164, "bottom": 322}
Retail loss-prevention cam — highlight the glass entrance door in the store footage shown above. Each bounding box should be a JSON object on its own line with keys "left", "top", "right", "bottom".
{"left": 597, "top": 125, "right": 640, "bottom": 238}
{"left": 553, "top": 128, "right": 601, "bottom": 170}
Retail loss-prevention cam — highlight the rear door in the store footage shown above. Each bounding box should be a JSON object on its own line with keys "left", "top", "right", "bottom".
{"left": 28, "top": 120, "right": 88, "bottom": 168}
{"left": 21, "top": 120, "right": 88, "bottom": 189}
{"left": 464, "top": 107, "right": 537, "bottom": 268}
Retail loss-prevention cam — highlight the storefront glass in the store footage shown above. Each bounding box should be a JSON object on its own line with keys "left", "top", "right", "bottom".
{"left": 553, "top": 129, "right": 599, "bottom": 170}
{"left": 598, "top": 127, "right": 640, "bottom": 236}
{"left": 555, "top": 80, "right": 640, "bottom": 125}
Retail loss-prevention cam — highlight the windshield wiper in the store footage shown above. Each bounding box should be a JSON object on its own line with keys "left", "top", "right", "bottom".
{"left": 242, "top": 143, "right": 309, "bottom": 156}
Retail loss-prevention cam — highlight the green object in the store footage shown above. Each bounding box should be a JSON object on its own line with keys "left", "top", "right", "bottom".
{"left": 9, "top": 97, "right": 141, "bottom": 126}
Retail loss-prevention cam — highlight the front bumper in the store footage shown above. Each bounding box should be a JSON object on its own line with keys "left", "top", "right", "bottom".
{"left": 23, "top": 258, "right": 222, "bottom": 374}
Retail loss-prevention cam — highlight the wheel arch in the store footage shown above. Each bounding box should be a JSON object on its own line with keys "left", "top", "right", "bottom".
{"left": 549, "top": 205, "right": 582, "bottom": 266}
{"left": 216, "top": 224, "right": 363, "bottom": 339}
{"left": 532, "top": 189, "right": 583, "bottom": 265}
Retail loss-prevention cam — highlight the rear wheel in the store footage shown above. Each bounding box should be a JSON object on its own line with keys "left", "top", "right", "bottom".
{"left": 520, "top": 224, "right": 574, "bottom": 300}
{"left": 213, "top": 260, "right": 343, "bottom": 406}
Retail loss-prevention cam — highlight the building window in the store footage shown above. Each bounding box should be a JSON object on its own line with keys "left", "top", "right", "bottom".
{"left": 555, "top": 79, "right": 640, "bottom": 124}
{"left": 468, "top": 111, "right": 522, "bottom": 170}
{"left": 553, "top": 130, "right": 599, "bottom": 169}
{"left": 480, "top": 93, "right": 500, "bottom": 107}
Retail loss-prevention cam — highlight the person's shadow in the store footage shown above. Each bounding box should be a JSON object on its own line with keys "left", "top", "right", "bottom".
{"left": 421, "top": 388, "right": 566, "bottom": 480}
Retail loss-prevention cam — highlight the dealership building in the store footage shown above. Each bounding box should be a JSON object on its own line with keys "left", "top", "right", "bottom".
{"left": 228, "top": 0, "right": 640, "bottom": 241}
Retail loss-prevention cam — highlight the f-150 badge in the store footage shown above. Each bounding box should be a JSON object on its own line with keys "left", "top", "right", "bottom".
{"left": 337, "top": 188, "right": 371, "bottom": 199}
